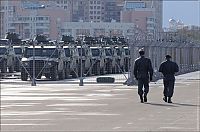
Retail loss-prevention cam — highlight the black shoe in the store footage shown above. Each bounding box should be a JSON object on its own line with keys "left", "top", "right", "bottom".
{"left": 140, "top": 95, "right": 144, "bottom": 103}
{"left": 168, "top": 97, "right": 172, "bottom": 103}
{"left": 144, "top": 95, "right": 147, "bottom": 102}
{"left": 163, "top": 96, "right": 167, "bottom": 102}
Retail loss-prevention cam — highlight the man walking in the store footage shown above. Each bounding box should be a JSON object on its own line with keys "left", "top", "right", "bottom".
{"left": 134, "top": 48, "right": 153, "bottom": 103}
{"left": 159, "top": 55, "right": 179, "bottom": 103}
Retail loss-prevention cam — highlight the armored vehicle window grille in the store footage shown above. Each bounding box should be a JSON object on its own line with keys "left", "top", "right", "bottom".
{"left": 105, "top": 49, "right": 113, "bottom": 56}
{"left": 14, "top": 48, "right": 22, "bottom": 55}
{"left": 25, "top": 48, "right": 42, "bottom": 57}
{"left": 125, "top": 49, "right": 130, "bottom": 55}
{"left": 0, "top": 40, "right": 9, "bottom": 45}
{"left": 64, "top": 48, "right": 71, "bottom": 57}
{"left": 116, "top": 49, "right": 122, "bottom": 56}
{"left": 78, "top": 48, "right": 86, "bottom": 56}
{"left": 91, "top": 49, "right": 100, "bottom": 57}
{"left": 0, "top": 48, "right": 7, "bottom": 55}
{"left": 25, "top": 48, "right": 58, "bottom": 58}
{"left": 42, "top": 48, "right": 58, "bottom": 58}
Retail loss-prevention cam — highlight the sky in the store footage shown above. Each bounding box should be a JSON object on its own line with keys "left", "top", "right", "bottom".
{"left": 163, "top": 0, "right": 200, "bottom": 28}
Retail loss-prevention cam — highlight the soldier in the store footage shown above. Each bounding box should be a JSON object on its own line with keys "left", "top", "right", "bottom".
{"left": 134, "top": 48, "right": 153, "bottom": 103}
{"left": 159, "top": 55, "right": 179, "bottom": 103}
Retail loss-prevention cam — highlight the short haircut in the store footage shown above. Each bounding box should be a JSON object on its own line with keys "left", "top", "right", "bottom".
{"left": 165, "top": 55, "right": 172, "bottom": 59}
{"left": 139, "top": 50, "right": 145, "bottom": 55}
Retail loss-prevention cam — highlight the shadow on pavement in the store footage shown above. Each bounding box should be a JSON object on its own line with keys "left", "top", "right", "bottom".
{"left": 172, "top": 102, "right": 200, "bottom": 107}
{"left": 145, "top": 102, "right": 178, "bottom": 107}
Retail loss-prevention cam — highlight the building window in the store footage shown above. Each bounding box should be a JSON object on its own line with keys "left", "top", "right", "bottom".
{"left": 97, "top": 1, "right": 100, "bottom": 4}
{"left": 64, "top": 0, "right": 67, "bottom": 4}
{"left": 97, "top": 11, "right": 100, "bottom": 14}
{"left": 97, "top": 6, "right": 100, "bottom": 9}
{"left": 90, "top": 11, "right": 93, "bottom": 14}
{"left": 64, "top": 6, "right": 67, "bottom": 9}
{"left": 90, "top": 6, "right": 93, "bottom": 9}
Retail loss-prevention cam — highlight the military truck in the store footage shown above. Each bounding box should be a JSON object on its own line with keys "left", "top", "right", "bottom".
{"left": 77, "top": 45, "right": 92, "bottom": 76}
{"left": 123, "top": 46, "right": 130, "bottom": 72}
{"left": 0, "top": 45, "right": 15, "bottom": 73}
{"left": 13, "top": 46, "right": 24, "bottom": 72}
{"left": 0, "top": 46, "right": 8, "bottom": 73}
{"left": 113, "top": 46, "right": 125, "bottom": 73}
{"left": 88, "top": 46, "right": 105, "bottom": 75}
{"left": 63, "top": 45, "right": 79, "bottom": 78}
{"left": 21, "top": 45, "right": 66, "bottom": 81}
{"left": 102, "top": 46, "right": 114, "bottom": 74}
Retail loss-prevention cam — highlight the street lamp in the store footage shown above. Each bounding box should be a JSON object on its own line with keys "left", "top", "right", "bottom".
{"left": 31, "top": 39, "right": 36, "bottom": 86}
{"left": 79, "top": 35, "right": 84, "bottom": 86}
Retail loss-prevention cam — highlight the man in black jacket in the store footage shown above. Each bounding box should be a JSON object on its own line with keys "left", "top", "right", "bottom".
{"left": 159, "top": 55, "right": 179, "bottom": 103}
{"left": 134, "top": 49, "right": 153, "bottom": 103}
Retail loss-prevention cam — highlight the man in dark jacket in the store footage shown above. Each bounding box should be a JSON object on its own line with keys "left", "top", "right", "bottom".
{"left": 134, "top": 49, "right": 153, "bottom": 103}
{"left": 159, "top": 55, "right": 179, "bottom": 103}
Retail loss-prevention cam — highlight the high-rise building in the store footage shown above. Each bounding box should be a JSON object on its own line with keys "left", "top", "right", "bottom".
{"left": 121, "top": 0, "right": 163, "bottom": 38}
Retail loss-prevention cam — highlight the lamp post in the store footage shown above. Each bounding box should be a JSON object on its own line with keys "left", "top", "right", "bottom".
{"left": 31, "top": 39, "right": 36, "bottom": 86}
{"left": 79, "top": 35, "right": 84, "bottom": 86}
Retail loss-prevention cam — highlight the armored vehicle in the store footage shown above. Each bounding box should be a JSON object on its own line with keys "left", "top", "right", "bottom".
{"left": 13, "top": 46, "right": 24, "bottom": 72}
{"left": 21, "top": 45, "right": 66, "bottom": 81}
{"left": 102, "top": 46, "right": 114, "bottom": 74}
{"left": 77, "top": 45, "right": 92, "bottom": 76}
{"left": 88, "top": 46, "right": 104, "bottom": 75}
{"left": 63, "top": 45, "right": 79, "bottom": 78}
{"left": 0, "top": 45, "right": 15, "bottom": 73}
{"left": 113, "top": 46, "right": 125, "bottom": 73}
{"left": 123, "top": 46, "right": 130, "bottom": 72}
{"left": 0, "top": 46, "right": 8, "bottom": 73}
{"left": 34, "top": 34, "right": 50, "bottom": 45}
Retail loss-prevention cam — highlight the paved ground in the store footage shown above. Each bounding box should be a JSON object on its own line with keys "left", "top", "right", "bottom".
{"left": 0, "top": 71, "right": 200, "bottom": 131}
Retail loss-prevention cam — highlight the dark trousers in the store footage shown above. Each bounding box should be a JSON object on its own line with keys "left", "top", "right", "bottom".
{"left": 138, "top": 78, "right": 149, "bottom": 96}
{"left": 163, "top": 78, "right": 175, "bottom": 97}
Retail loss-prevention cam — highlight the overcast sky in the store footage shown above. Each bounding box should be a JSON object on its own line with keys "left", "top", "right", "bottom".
{"left": 163, "top": 0, "right": 200, "bottom": 28}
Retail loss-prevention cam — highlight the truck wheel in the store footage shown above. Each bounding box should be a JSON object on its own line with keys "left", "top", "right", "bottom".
{"left": 21, "top": 68, "right": 28, "bottom": 81}
{"left": 58, "top": 69, "right": 65, "bottom": 80}
{"left": 95, "top": 61, "right": 100, "bottom": 75}
{"left": 50, "top": 66, "right": 58, "bottom": 81}
{"left": 15, "top": 61, "right": 21, "bottom": 72}
{"left": 65, "top": 63, "right": 70, "bottom": 79}
{"left": 1, "top": 60, "right": 7, "bottom": 73}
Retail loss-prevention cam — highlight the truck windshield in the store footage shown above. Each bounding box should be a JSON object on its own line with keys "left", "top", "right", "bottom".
{"left": 125, "top": 48, "right": 130, "bottom": 55}
{"left": 105, "top": 49, "right": 113, "bottom": 56}
{"left": 91, "top": 49, "right": 100, "bottom": 57}
{"left": 0, "top": 47, "right": 7, "bottom": 55}
{"left": 116, "top": 48, "right": 122, "bottom": 56}
{"left": 64, "top": 48, "right": 71, "bottom": 57}
{"left": 0, "top": 40, "right": 8, "bottom": 45}
{"left": 25, "top": 48, "right": 58, "bottom": 58}
{"left": 78, "top": 48, "right": 86, "bottom": 56}
{"left": 14, "top": 48, "right": 22, "bottom": 55}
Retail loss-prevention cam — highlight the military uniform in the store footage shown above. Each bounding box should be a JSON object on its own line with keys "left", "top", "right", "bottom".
{"left": 134, "top": 55, "right": 153, "bottom": 103}
{"left": 159, "top": 55, "right": 179, "bottom": 103}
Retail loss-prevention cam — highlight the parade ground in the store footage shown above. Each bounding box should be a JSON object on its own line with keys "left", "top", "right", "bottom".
{"left": 0, "top": 71, "right": 200, "bottom": 131}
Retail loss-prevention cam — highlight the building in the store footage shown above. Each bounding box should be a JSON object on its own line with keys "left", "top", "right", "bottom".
{"left": 61, "top": 21, "right": 135, "bottom": 39}
{"left": 121, "top": 0, "right": 163, "bottom": 38}
{"left": 0, "top": 0, "right": 71, "bottom": 39}
{"left": 0, "top": 0, "right": 163, "bottom": 40}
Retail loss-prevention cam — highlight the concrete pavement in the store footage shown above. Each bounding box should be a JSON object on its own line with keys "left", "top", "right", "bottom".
{"left": 0, "top": 71, "right": 200, "bottom": 131}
